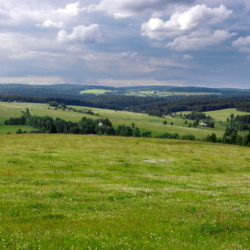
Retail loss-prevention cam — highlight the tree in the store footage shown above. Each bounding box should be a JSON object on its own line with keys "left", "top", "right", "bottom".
{"left": 49, "top": 125, "right": 57, "bottom": 133}
{"left": 19, "top": 116, "right": 26, "bottom": 124}
{"left": 133, "top": 127, "right": 141, "bottom": 137}
{"left": 45, "top": 120, "right": 52, "bottom": 131}
{"left": 26, "top": 108, "right": 30, "bottom": 117}
{"left": 49, "top": 101, "right": 59, "bottom": 107}
{"left": 209, "top": 133, "right": 217, "bottom": 143}
{"left": 16, "top": 128, "right": 22, "bottom": 134}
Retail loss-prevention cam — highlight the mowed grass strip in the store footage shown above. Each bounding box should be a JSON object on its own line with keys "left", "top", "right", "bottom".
{"left": 0, "top": 134, "right": 250, "bottom": 249}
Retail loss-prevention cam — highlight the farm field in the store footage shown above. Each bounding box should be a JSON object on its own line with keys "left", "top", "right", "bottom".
{"left": 177, "top": 109, "right": 250, "bottom": 121}
{"left": 80, "top": 89, "right": 111, "bottom": 95}
{"left": 0, "top": 124, "right": 37, "bottom": 134}
{"left": 0, "top": 102, "right": 225, "bottom": 138}
{"left": 79, "top": 88, "right": 220, "bottom": 97}
{"left": 205, "top": 109, "right": 250, "bottom": 121}
{"left": 137, "top": 91, "right": 220, "bottom": 97}
{"left": 0, "top": 134, "right": 249, "bottom": 249}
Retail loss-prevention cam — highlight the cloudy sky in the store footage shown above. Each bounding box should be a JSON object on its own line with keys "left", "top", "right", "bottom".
{"left": 1, "top": 0, "right": 250, "bottom": 88}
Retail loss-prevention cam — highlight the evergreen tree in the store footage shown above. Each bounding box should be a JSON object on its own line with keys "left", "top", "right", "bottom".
{"left": 49, "top": 125, "right": 58, "bottom": 133}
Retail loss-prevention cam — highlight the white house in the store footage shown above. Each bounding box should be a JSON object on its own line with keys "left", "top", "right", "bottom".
{"left": 200, "top": 122, "right": 207, "bottom": 126}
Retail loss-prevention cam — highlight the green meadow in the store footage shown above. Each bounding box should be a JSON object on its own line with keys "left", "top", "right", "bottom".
{"left": 205, "top": 109, "right": 250, "bottom": 121}
{"left": 0, "top": 102, "right": 228, "bottom": 138}
{"left": 80, "top": 89, "right": 111, "bottom": 95}
{"left": 177, "top": 109, "right": 250, "bottom": 121}
{"left": 0, "top": 134, "right": 250, "bottom": 249}
{"left": 79, "top": 89, "right": 220, "bottom": 97}
{"left": 138, "top": 91, "right": 219, "bottom": 97}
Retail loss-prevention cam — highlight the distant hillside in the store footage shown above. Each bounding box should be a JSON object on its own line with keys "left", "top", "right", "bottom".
{"left": 1, "top": 84, "right": 250, "bottom": 115}
{"left": 0, "top": 84, "right": 249, "bottom": 98}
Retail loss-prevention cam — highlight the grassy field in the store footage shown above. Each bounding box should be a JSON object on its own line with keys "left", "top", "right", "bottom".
{"left": 79, "top": 89, "right": 220, "bottom": 97}
{"left": 0, "top": 124, "right": 37, "bottom": 134}
{"left": 177, "top": 109, "right": 250, "bottom": 121}
{"left": 139, "top": 91, "right": 221, "bottom": 97}
{"left": 205, "top": 109, "right": 250, "bottom": 121}
{"left": 0, "top": 102, "right": 225, "bottom": 138}
{"left": 0, "top": 134, "right": 249, "bottom": 249}
{"left": 80, "top": 89, "right": 111, "bottom": 95}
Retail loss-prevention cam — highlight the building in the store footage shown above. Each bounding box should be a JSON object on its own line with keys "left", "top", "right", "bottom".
{"left": 200, "top": 122, "right": 207, "bottom": 126}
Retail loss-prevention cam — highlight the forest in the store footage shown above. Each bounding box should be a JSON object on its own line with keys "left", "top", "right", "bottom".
{"left": 2, "top": 92, "right": 250, "bottom": 116}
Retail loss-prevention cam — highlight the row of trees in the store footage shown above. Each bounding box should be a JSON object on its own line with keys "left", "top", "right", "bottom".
{"left": 27, "top": 115, "right": 116, "bottom": 135}
{"left": 6, "top": 110, "right": 152, "bottom": 138}
{"left": 156, "top": 132, "right": 196, "bottom": 141}
{"left": 202, "top": 132, "right": 250, "bottom": 146}
{"left": 5, "top": 116, "right": 26, "bottom": 125}
{"left": 223, "top": 114, "right": 250, "bottom": 132}
{"left": 183, "top": 111, "right": 211, "bottom": 120}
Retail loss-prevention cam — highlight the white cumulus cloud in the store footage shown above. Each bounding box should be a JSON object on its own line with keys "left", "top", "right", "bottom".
{"left": 141, "top": 5, "right": 232, "bottom": 40}
{"left": 36, "top": 20, "right": 64, "bottom": 28}
{"left": 232, "top": 36, "right": 250, "bottom": 53}
{"left": 57, "top": 24, "right": 101, "bottom": 43}
{"left": 167, "top": 29, "right": 236, "bottom": 51}
{"left": 57, "top": 2, "right": 85, "bottom": 17}
{"left": 0, "top": 2, "right": 84, "bottom": 27}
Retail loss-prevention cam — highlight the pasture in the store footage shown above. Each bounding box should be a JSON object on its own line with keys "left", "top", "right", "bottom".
{"left": 0, "top": 134, "right": 249, "bottom": 249}
{"left": 79, "top": 88, "right": 221, "bottom": 97}
{"left": 0, "top": 102, "right": 225, "bottom": 138}
{"left": 177, "top": 109, "right": 250, "bottom": 121}
{"left": 80, "top": 89, "right": 111, "bottom": 95}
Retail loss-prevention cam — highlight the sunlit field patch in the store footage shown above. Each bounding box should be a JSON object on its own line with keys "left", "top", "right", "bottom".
{"left": 0, "top": 134, "right": 249, "bottom": 249}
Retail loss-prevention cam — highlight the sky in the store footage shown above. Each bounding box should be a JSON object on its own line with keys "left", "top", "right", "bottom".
{"left": 0, "top": 0, "right": 250, "bottom": 88}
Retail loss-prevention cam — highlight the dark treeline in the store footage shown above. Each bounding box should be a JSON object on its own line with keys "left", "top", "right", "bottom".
{"left": 0, "top": 94, "right": 122, "bottom": 111}
{"left": 234, "top": 114, "right": 250, "bottom": 130}
{"left": 236, "top": 103, "right": 250, "bottom": 112}
{"left": 144, "top": 95, "right": 250, "bottom": 117}
{"left": 2, "top": 92, "right": 250, "bottom": 116}
{"left": 203, "top": 131, "right": 250, "bottom": 146}
{"left": 28, "top": 115, "right": 116, "bottom": 135}
{"left": 223, "top": 113, "right": 250, "bottom": 132}
{"left": 6, "top": 110, "right": 150, "bottom": 137}
{"left": 183, "top": 111, "right": 212, "bottom": 120}
{"left": 5, "top": 116, "right": 26, "bottom": 125}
